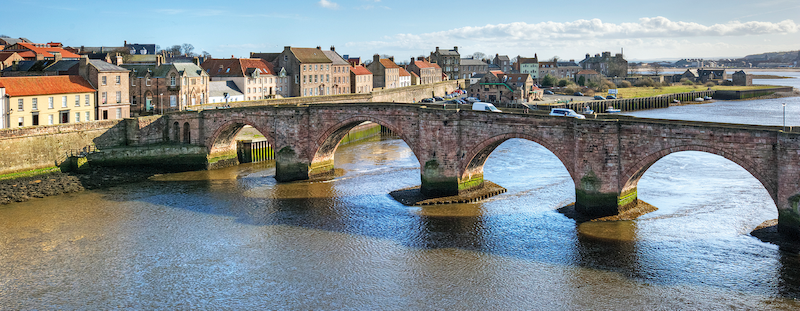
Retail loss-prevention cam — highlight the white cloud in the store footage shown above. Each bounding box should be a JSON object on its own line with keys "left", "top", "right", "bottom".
{"left": 348, "top": 17, "right": 797, "bottom": 51}
{"left": 319, "top": 0, "right": 340, "bottom": 9}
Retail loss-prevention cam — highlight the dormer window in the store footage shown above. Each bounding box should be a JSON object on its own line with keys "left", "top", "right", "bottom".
{"left": 226, "top": 68, "right": 230, "bottom": 73}
{"left": 130, "top": 49, "right": 136, "bottom": 54}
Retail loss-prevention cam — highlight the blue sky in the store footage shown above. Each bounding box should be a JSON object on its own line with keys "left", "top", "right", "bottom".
{"left": 2, "top": 0, "right": 799, "bottom": 62}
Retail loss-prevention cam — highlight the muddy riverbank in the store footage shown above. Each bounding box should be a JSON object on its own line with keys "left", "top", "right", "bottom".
{"left": 0, "top": 166, "right": 166, "bottom": 205}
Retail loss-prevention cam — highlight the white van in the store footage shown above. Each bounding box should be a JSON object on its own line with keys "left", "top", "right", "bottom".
{"left": 549, "top": 108, "right": 586, "bottom": 119}
{"left": 472, "top": 102, "right": 502, "bottom": 113}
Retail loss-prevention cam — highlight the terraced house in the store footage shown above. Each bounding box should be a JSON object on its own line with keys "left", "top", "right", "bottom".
{"left": 0, "top": 75, "right": 95, "bottom": 129}
{"left": 123, "top": 55, "right": 209, "bottom": 114}
{"left": 201, "top": 57, "right": 277, "bottom": 101}
{"left": 321, "top": 48, "right": 351, "bottom": 95}
{"left": 429, "top": 46, "right": 459, "bottom": 80}
{"left": 406, "top": 57, "right": 442, "bottom": 85}
{"left": 271, "top": 46, "right": 333, "bottom": 97}
{"left": 367, "top": 55, "right": 400, "bottom": 89}
{"left": 350, "top": 65, "right": 372, "bottom": 94}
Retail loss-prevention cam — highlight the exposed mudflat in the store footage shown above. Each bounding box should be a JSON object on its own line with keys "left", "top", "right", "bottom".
{"left": 390, "top": 181, "right": 507, "bottom": 206}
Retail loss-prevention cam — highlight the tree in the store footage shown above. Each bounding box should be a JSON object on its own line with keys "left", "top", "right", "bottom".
{"left": 628, "top": 62, "right": 639, "bottom": 76}
{"left": 578, "top": 75, "right": 586, "bottom": 86}
{"left": 651, "top": 63, "right": 662, "bottom": 76}
{"left": 202, "top": 51, "right": 211, "bottom": 58}
{"left": 471, "top": 52, "right": 486, "bottom": 60}
{"left": 558, "top": 79, "right": 570, "bottom": 87}
{"left": 541, "top": 74, "right": 556, "bottom": 87}
{"left": 167, "top": 45, "right": 182, "bottom": 56}
{"left": 182, "top": 43, "right": 195, "bottom": 57}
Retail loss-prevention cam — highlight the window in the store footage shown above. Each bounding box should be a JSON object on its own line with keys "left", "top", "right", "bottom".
{"left": 17, "top": 99, "right": 23, "bottom": 111}
{"left": 102, "top": 76, "right": 107, "bottom": 85}
{"left": 85, "top": 111, "right": 90, "bottom": 122}
{"left": 18, "top": 117, "right": 23, "bottom": 127}
{"left": 115, "top": 75, "right": 120, "bottom": 85}
{"left": 170, "top": 74, "right": 176, "bottom": 86}
{"left": 101, "top": 92, "right": 107, "bottom": 104}
{"left": 326, "top": 74, "right": 329, "bottom": 82}
{"left": 170, "top": 95, "right": 176, "bottom": 107}
{"left": 32, "top": 98, "right": 37, "bottom": 110}
{"left": 48, "top": 114, "right": 53, "bottom": 125}
{"left": 314, "top": 75, "right": 318, "bottom": 83}
{"left": 75, "top": 112, "right": 81, "bottom": 122}
{"left": 315, "top": 65, "right": 318, "bottom": 71}
{"left": 85, "top": 95, "right": 90, "bottom": 106}
{"left": 116, "top": 91, "right": 121, "bottom": 103}
{"left": 62, "top": 96, "right": 67, "bottom": 108}
{"left": 146, "top": 77, "right": 151, "bottom": 86}
{"left": 116, "top": 108, "right": 122, "bottom": 119}
{"left": 132, "top": 77, "right": 136, "bottom": 86}
{"left": 49, "top": 97, "right": 54, "bottom": 109}
{"left": 75, "top": 95, "right": 80, "bottom": 107}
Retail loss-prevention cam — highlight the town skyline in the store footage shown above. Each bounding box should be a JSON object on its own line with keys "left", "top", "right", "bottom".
{"left": 2, "top": 0, "right": 799, "bottom": 62}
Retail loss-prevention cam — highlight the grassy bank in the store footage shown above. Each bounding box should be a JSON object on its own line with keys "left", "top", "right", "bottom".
{"left": 612, "top": 85, "right": 777, "bottom": 98}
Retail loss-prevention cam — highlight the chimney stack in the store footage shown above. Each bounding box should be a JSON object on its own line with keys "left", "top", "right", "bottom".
{"left": 193, "top": 57, "right": 200, "bottom": 66}
{"left": 116, "top": 53, "right": 123, "bottom": 66}
{"left": 388, "top": 56, "right": 394, "bottom": 63}
{"left": 330, "top": 46, "right": 335, "bottom": 52}
{"left": 79, "top": 55, "right": 89, "bottom": 81}
{"left": 453, "top": 46, "right": 458, "bottom": 52}
{"left": 53, "top": 52, "right": 62, "bottom": 62}
{"left": 156, "top": 54, "right": 163, "bottom": 66}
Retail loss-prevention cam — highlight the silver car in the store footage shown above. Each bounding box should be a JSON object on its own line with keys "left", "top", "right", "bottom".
{"left": 549, "top": 108, "right": 586, "bottom": 119}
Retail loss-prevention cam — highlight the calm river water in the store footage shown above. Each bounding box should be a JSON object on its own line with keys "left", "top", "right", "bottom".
{"left": 2, "top": 73, "right": 800, "bottom": 309}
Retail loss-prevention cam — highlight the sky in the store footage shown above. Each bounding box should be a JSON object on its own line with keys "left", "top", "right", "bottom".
{"left": 2, "top": 0, "right": 799, "bottom": 63}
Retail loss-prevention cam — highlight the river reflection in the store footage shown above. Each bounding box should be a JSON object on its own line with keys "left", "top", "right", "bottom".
{"left": 3, "top": 134, "right": 800, "bottom": 308}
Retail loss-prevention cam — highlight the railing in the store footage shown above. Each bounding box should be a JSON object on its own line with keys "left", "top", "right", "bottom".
{"left": 66, "top": 145, "right": 98, "bottom": 158}
{"left": 237, "top": 140, "right": 274, "bottom": 163}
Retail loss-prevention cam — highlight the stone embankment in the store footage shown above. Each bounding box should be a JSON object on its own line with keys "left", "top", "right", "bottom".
{"left": 0, "top": 166, "right": 164, "bottom": 205}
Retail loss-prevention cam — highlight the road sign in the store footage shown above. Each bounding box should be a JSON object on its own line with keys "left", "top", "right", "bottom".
{"left": 609, "top": 89, "right": 618, "bottom": 94}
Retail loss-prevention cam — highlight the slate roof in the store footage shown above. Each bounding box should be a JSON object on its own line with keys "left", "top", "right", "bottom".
{"left": 518, "top": 57, "right": 538, "bottom": 64}
{"left": 291, "top": 48, "right": 331, "bottom": 63}
{"left": 437, "top": 48, "right": 459, "bottom": 56}
{"left": 250, "top": 53, "right": 281, "bottom": 62}
{"left": 127, "top": 54, "right": 157, "bottom": 63}
{"left": 460, "top": 58, "right": 486, "bottom": 66}
{"left": 350, "top": 65, "right": 372, "bottom": 75}
{"left": 321, "top": 50, "right": 349, "bottom": 66}
{"left": 89, "top": 59, "right": 129, "bottom": 72}
{"left": 495, "top": 55, "right": 510, "bottom": 61}
{"left": 577, "top": 69, "right": 599, "bottom": 75}
{"left": 0, "top": 75, "right": 95, "bottom": 96}
{"left": 125, "top": 43, "right": 156, "bottom": 55}
{"left": 202, "top": 58, "right": 274, "bottom": 77}
{"left": 557, "top": 61, "right": 580, "bottom": 67}
{"left": 123, "top": 62, "right": 206, "bottom": 78}
{"left": 209, "top": 80, "right": 243, "bottom": 97}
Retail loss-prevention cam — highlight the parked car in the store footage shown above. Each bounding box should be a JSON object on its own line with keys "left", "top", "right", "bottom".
{"left": 434, "top": 96, "right": 444, "bottom": 101}
{"left": 465, "top": 97, "right": 479, "bottom": 103}
{"left": 573, "top": 92, "right": 584, "bottom": 96}
{"left": 421, "top": 98, "right": 435, "bottom": 103}
{"left": 472, "top": 102, "right": 502, "bottom": 113}
{"left": 549, "top": 108, "right": 586, "bottom": 119}
{"left": 606, "top": 95, "right": 617, "bottom": 99}
{"left": 544, "top": 90, "right": 554, "bottom": 95}
{"left": 593, "top": 95, "right": 605, "bottom": 100}
{"left": 456, "top": 99, "right": 467, "bottom": 104}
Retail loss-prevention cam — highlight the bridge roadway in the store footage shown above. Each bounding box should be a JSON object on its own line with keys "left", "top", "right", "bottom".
{"left": 154, "top": 102, "right": 800, "bottom": 237}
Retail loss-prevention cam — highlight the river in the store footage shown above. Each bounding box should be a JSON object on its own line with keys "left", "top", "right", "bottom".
{"left": 1, "top": 73, "right": 799, "bottom": 309}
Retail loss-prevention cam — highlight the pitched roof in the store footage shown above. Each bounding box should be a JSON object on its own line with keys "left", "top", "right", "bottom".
{"left": 489, "top": 70, "right": 504, "bottom": 76}
{"left": 351, "top": 65, "right": 372, "bottom": 75}
{"left": 12, "top": 42, "right": 81, "bottom": 59}
{"left": 379, "top": 59, "right": 400, "bottom": 69}
{"left": 0, "top": 51, "right": 21, "bottom": 62}
{"left": 495, "top": 55, "right": 510, "bottom": 61}
{"left": 202, "top": 58, "right": 274, "bottom": 77}
{"left": 0, "top": 75, "right": 95, "bottom": 96}
{"left": 123, "top": 62, "right": 205, "bottom": 78}
{"left": 172, "top": 63, "right": 206, "bottom": 77}
{"left": 321, "top": 50, "right": 349, "bottom": 66}
{"left": 209, "top": 80, "right": 243, "bottom": 97}
{"left": 127, "top": 54, "right": 157, "bottom": 63}
{"left": 460, "top": 58, "right": 486, "bottom": 66}
{"left": 577, "top": 69, "right": 599, "bottom": 75}
{"left": 291, "top": 47, "right": 332, "bottom": 63}
{"left": 250, "top": 52, "right": 281, "bottom": 62}
{"left": 411, "top": 59, "right": 437, "bottom": 69}
{"left": 518, "top": 57, "right": 538, "bottom": 64}
{"left": 437, "top": 48, "right": 459, "bottom": 56}
{"left": 89, "top": 59, "right": 129, "bottom": 72}
{"left": 398, "top": 67, "right": 410, "bottom": 77}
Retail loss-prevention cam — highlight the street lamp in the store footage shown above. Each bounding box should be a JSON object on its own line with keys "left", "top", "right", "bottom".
{"left": 160, "top": 93, "right": 163, "bottom": 115}
{"left": 783, "top": 103, "right": 787, "bottom": 132}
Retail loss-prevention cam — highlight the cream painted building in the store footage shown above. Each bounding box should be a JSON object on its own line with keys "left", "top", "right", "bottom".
{"left": 0, "top": 75, "right": 96, "bottom": 128}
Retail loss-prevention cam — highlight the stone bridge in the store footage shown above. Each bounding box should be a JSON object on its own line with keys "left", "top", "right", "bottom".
{"left": 155, "top": 103, "right": 800, "bottom": 236}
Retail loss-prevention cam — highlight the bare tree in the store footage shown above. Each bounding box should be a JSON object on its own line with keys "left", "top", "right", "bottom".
{"left": 167, "top": 45, "right": 182, "bottom": 56}
{"left": 202, "top": 51, "right": 211, "bottom": 58}
{"left": 628, "top": 62, "right": 639, "bottom": 76}
{"left": 182, "top": 43, "right": 195, "bottom": 57}
{"left": 471, "top": 52, "right": 486, "bottom": 60}
{"left": 651, "top": 63, "right": 662, "bottom": 76}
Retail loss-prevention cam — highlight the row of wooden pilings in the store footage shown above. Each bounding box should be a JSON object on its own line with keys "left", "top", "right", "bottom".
{"left": 236, "top": 124, "right": 397, "bottom": 164}
{"left": 560, "top": 90, "right": 716, "bottom": 113}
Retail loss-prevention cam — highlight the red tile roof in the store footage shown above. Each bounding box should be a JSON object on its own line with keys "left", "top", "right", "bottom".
{"left": 13, "top": 42, "right": 81, "bottom": 59}
{"left": 0, "top": 75, "right": 96, "bottom": 96}
{"left": 412, "top": 60, "right": 437, "bottom": 69}
{"left": 398, "top": 67, "right": 410, "bottom": 77}
{"left": 379, "top": 59, "right": 400, "bottom": 69}
{"left": 351, "top": 65, "right": 372, "bottom": 75}
{"left": 489, "top": 70, "right": 504, "bottom": 76}
{"left": 202, "top": 58, "right": 274, "bottom": 77}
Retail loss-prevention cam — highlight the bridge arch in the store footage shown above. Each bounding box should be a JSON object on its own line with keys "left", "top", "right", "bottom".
{"left": 460, "top": 133, "right": 577, "bottom": 185}
{"left": 310, "top": 115, "right": 420, "bottom": 177}
{"left": 622, "top": 145, "right": 778, "bottom": 206}
{"left": 205, "top": 118, "right": 275, "bottom": 156}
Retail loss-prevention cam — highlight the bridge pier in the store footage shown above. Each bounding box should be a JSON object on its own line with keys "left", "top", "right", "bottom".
{"left": 274, "top": 146, "right": 311, "bottom": 182}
